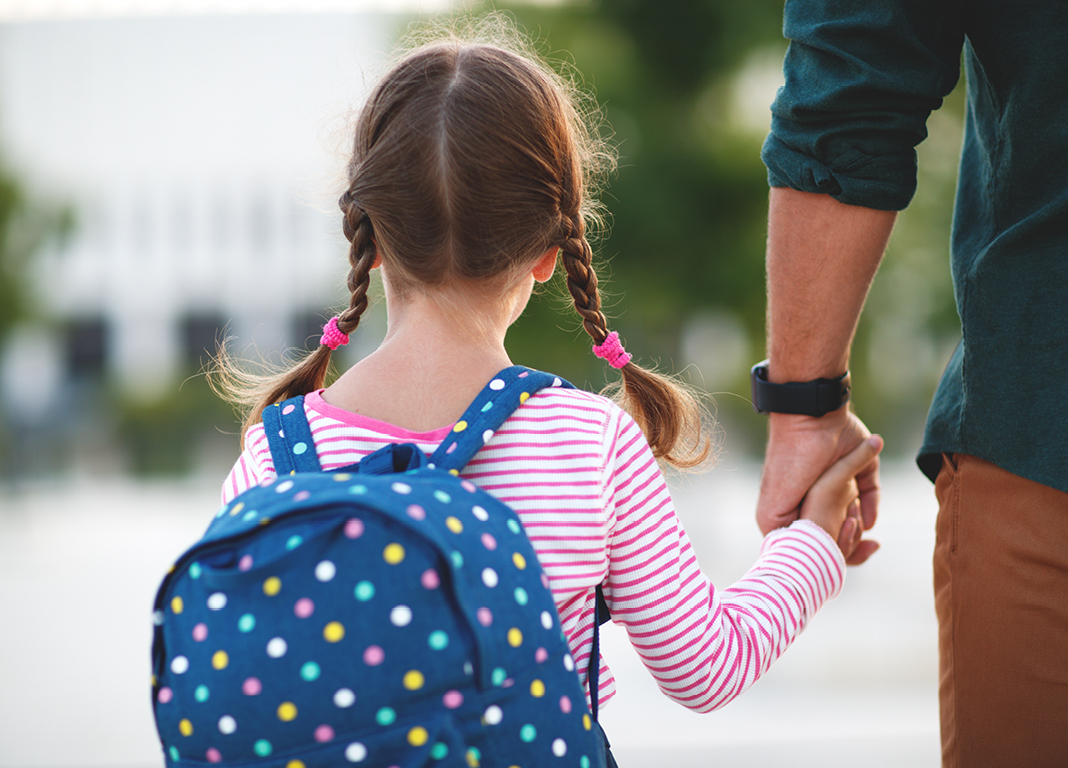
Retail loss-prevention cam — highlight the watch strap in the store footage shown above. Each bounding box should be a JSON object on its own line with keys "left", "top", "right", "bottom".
{"left": 751, "top": 360, "right": 851, "bottom": 417}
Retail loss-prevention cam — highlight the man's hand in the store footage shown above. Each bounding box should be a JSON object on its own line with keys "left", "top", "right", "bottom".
{"left": 757, "top": 407, "right": 882, "bottom": 565}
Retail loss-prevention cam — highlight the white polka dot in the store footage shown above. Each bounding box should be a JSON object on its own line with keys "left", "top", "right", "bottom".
{"left": 390, "top": 605, "right": 413, "bottom": 627}
{"left": 218, "top": 715, "right": 237, "bottom": 735}
{"left": 489, "top": 379, "right": 505, "bottom": 391}
{"left": 472, "top": 506, "right": 489, "bottom": 521}
{"left": 334, "top": 688, "right": 356, "bottom": 708}
{"left": 552, "top": 738, "right": 567, "bottom": 757}
{"left": 152, "top": 611, "right": 164, "bottom": 626}
{"left": 207, "top": 592, "right": 227, "bottom": 611}
{"left": 315, "top": 560, "right": 337, "bottom": 582}
{"left": 266, "top": 637, "right": 288, "bottom": 658}
{"left": 563, "top": 654, "right": 575, "bottom": 672}
{"left": 541, "top": 611, "right": 554, "bottom": 630}
{"left": 170, "top": 656, "right": 189, "bottom": 674}
{"left": 483, "top": 705, "right": 503, "bottom": 725}
{"left": 482, "top": 429, "right": 494, "bottom": 444}
{"left": 276, "top": 480, "right": 294, "bottom": 493}
{"left": 345, "top": 742, "right": 367, "bottom": 762}
{"left": 552, "top": 377, "right": 562, "bottom": 387}
{"left": 482, "top": 568, "right": 499, "bottom": 588}
{"left": 391, "top": 482, "right": 412, "bottom": 495}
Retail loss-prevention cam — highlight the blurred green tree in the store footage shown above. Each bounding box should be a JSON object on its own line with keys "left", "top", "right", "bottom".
{"left": 477, "top": 1, "right": 963, "bottom": 454}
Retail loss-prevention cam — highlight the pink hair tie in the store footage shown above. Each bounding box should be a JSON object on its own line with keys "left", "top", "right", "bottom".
{"left": 320, "top": 316, "right": 350, "bottom": 351}
{"left": 592, "top": 331, "right": 631, "bottom": 369}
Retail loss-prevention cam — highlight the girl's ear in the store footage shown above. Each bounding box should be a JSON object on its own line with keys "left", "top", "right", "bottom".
{"left": 532, "top": 247, "right": 558, "bottom": 283}
{"left": 372, "top": 250, "right": 382, "bottom": 269}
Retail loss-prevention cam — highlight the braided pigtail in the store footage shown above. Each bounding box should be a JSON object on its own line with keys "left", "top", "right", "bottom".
{"left": 211, "top": 193, "right": 378, "bottom": 446}
{"left": 560, "top": 214, "right": 710, "bottom": 469}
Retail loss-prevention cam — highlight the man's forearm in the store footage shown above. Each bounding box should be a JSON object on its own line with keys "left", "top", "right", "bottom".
{"left": 766, "top": 187, "right": 897, "bottom": 383}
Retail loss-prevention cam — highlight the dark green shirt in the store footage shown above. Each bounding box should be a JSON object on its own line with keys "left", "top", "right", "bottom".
{"left": 762, "top": 0, "right": 1068, "bottom": 492}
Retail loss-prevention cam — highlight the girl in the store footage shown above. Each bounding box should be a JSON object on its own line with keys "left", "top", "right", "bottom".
{"left": 218, "top": 16, "right": 879, "bottom": 741}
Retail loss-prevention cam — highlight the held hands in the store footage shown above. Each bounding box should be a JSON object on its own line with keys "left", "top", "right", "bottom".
{"left": 797, "top": 434, "right": 883, "bottom": 562}
{"left": 757, "top": 409, "right": 883, "bottom": 564}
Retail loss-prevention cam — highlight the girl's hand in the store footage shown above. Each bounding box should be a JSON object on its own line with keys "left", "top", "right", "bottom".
{"left": 799, "top": 435, "right": 884, "bottom": 562}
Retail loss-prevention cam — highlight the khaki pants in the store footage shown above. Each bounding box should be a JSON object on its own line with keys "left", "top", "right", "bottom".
{"left": 934, "top": 453, "right": 1068, "bottom": 767}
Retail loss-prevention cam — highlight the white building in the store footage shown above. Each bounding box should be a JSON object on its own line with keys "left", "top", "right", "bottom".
{"left": 0, "top": 12, "right": 398, "bottom": 405}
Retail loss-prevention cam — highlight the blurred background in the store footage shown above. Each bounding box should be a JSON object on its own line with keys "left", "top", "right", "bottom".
{"left": 0, "top": 0, "right": 962, "bottom": 765}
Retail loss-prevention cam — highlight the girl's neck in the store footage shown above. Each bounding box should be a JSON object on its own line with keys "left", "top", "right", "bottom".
{"left": 321, "top": 275, "right": 530, "bottom": 431}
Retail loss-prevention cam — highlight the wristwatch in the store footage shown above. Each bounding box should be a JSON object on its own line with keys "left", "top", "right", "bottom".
{"left": 750, "top": 360, "right": 851, "bottom": 417}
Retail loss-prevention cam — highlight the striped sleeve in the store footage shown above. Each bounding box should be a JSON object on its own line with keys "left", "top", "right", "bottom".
{"left": 602, "top": 413, "right": 845, "bottom": 713}
{"left": 221, "top": 424, "right": 274, "bottom": 504}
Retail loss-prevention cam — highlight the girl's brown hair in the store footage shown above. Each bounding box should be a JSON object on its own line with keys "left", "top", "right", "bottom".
{"left": 215, "top": 16, "right": 709, "bottom": 468}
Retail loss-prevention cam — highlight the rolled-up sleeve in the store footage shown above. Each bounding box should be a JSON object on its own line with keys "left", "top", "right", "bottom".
{"left": 762, "top": 0, "right": 965, "bottom": 211}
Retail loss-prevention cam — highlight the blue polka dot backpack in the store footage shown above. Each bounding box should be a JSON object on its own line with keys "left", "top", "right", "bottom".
{"left": 151, "top": 367, "right": 610, "bottom": 768}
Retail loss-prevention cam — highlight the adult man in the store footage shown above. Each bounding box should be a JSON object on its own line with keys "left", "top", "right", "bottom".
{"left": 755, "top": 1, "right": 1068, "bottom": 766}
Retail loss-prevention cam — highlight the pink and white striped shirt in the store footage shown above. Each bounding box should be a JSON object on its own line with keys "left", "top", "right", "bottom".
{"left": 222, "top": 385, "right": 845, "bottom": 712}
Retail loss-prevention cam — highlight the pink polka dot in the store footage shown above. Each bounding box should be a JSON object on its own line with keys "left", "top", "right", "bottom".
{"left": 314, "top": 724, "right": 335, "bottom": 743}
{"left": 481, "top": 533, "right": 497, "bottom": 550}
{"left": 461, "top": 480, "right": 476, "bottom": 493}
{"left": 206, "top": 748, "right": 222, "bottom": 763}
{"left": 282, "top": 404, "right": 296, "bottom": 415}
{"left": 192, "top": 623, "right": 208, "bottom": 642}
{"left": 421, "top": 569, "right": 440, "bottom": 589}
{"left": 238, "top": 554, "right": 254, "bottom": 572}
{"left": 443, "top": 690, "right": 464, "bottom": 709}
{"left": 363, "top": 645, "right": 385, "bottom": 666}
{"left": 559, "top": 695, "right": 572, "bottom": 713}
{"left": 407, "top": 505, "right": 426, "bottom": 520}
{"left": 446, "top": 442, "right": 458, "bottom": 454}
{"left": 157, "top": 687, "right": 173, "bottom": 703}
{"left": 518, "top": 371, "right": 529, "bottom": 378}
{"left": 345, "top": 519, "right": 364, "bottom": 539}
{"left": 242, "top": 677, "right": 262, "bottom": 696}
{"left": 294, "top": 490, "right": 311, "bottom": 502}
{"left": 541, "top": 573, "right": 550, "bottom": 588}
{"left": 477, "top": 607, "right": 493, "bottom": 627}
{"left": 294, "top": 598, "right": 315, "bottom": 618}
{"left": 535, "top": 647, "right": 548, "bottom": 663}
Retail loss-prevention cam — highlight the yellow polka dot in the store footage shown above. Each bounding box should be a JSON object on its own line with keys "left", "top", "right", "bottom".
{"left": 449, "top": 469, "right": 460, "bottom": 476}
{"left": 212, "top": 650, "right": 229, "bottom": 670}
{"left": 150, "top": 675, "right": 157, "bottom": 686}
{"left": 384, "top": 543, "right": 405, "bottom": 564}
{"left": 229, "top": 502, "right": 245, "bottom": 516}
{"left": 171, "top": 596, "right": 184, "bottom": 614}
{"left": 466, "top": 749, "right": 480, "bottom": 768}
{"left": 403, "top": 669, "right": 425, "bottom": 690}
{"left": 507, "top": 628, "right": 523, "bottom": 647}
{"left": 407, "top": 726, "right": 429, "bottom": 747}
{"left": 583, "top": 714, "right": 592, "bottom": 731}
{"left": 453, "top": 420, "right": 468, "bottom": 432}
{"left": 179, "top": 718, "right": 193, "bottom": 737}
{"left": 519, "top": 392, "right": 530, "bottom": 403}
{"left": 334, "top": 473, "right": 351, "bottom": 481}
{"left": 512, "top": 552, "right": 526, "bottom": 570}
{"left": 286, "top": 761, "right": 306, "bottom": 768}
{"left": 323, "top": 621, "right": 345, "bottom": 643}
{"left": 277, "top": 701, "right": 298, "bottom": 722}
{"left": 445, "top": 517, "right": 463, "bottom": 534}
{"left": 263, "top": 576, "right": 282, "bottom": 596}
{"left": 259, "top": 517, "right": 271, "bottom": 525}
{"left": 530, "top": 679, "right": 545, "bottom": 697}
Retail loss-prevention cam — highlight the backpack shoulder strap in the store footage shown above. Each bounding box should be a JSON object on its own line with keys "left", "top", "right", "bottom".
{"left": 262, "top": 395, "right": 323, "bottom": 475}
{"left": 429, "top": 366, "right": 573, "bottom": 473}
